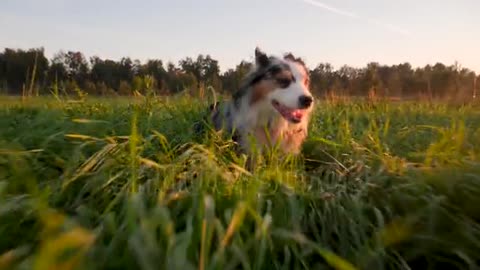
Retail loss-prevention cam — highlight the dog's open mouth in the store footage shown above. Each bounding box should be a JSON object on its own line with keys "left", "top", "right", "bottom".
{"left": 272, "top": 100, "right": 304, "bottom": 123}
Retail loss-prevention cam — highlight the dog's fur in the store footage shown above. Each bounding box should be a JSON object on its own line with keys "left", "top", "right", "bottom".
{"left": 199, "top": 47, "right": 314, "bottom": 156}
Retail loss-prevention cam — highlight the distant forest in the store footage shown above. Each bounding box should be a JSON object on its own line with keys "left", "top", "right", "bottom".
{"left": 0, "top": 47, "right": 478, "bottom": 100}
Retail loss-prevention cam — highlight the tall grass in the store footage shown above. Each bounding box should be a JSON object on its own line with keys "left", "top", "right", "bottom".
{"left": 0, "top": 95, "right": 479, "bottom": 270}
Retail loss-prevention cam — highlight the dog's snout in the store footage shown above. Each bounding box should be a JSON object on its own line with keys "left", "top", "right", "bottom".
{"left": 298, "top": 95, "right": 313, "bottom": 109}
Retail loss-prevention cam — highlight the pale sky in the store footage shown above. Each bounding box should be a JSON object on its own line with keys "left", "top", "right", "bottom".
{"left": 1, "top": 0, "right": 479, "bottom": 72}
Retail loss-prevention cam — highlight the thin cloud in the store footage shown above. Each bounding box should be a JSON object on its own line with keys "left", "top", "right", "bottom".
{"left": 366, "top": 18, "right": 412, "bottom": 37}
{"left": 299, "top": 0, "right": 411, "bottom": 37}
{"left": 300, "top": 0, "right": 359, "bottom": 18}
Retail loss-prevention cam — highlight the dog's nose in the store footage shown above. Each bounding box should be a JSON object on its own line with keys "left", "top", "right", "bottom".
{"left": 298, "top": 95, "right": 313, "bottom": 108}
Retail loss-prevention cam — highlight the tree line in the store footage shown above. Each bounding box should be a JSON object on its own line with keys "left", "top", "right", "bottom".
{"left": 0, "top": 47, "right": 478, "bottom": 100}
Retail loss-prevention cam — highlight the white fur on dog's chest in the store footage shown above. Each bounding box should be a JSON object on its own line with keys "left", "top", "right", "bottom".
{"left": 247, "top": 116, "right": 307, "bottom": 154}
{"left": 272, "top": 121, "right": 307, "bottom": 154}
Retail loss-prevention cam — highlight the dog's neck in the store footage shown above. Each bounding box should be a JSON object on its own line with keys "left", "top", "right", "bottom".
{"left": 247, "top": 100, "right": 305, "bottom": 146}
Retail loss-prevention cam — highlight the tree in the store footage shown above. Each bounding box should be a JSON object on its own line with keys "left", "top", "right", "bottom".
{"left": 336, "top": 65, "right": 360, "bottom": 95}
{"left": 0, "top": 48, "right": 49, "bottom": 95}
{"left": 52, "top": 50, "right": 89, "bottom": 87}
{"left": 179, "top": 54, "right": 221, "bottom": 93}
{"left": 140, "top": 59, "right": 167, "bottom": 92}
{"left": 310, "top": 63, "right": 335, "bottom": 96}
{"left": 1, "top": 46, "right": 479, "bottom": 100}
{"left": 221, "top": 60, "right": 253, "bottom": 94}
{"left": 430, "top": 63, "right": 455, "bottom": 98}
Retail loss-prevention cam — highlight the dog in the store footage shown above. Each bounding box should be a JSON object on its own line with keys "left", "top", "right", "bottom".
{"left": 198, "top": 47, "right": 314, "bottom": 158}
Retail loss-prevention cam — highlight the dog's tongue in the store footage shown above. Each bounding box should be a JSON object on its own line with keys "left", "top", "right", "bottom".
{"left": 283, "top": 108, "right": 303, "bottom": 122}
{"left": 292, "top": 110, "right": 303, "bottom": 120}
{"left": 273, "top": 100, "right": 305, "bottom": 123}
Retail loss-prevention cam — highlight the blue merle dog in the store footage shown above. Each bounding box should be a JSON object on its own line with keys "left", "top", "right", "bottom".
{"left": 196, "top": 47, "right": 314, "bottom": 158}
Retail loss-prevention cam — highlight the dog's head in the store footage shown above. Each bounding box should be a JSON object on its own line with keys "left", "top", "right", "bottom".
{"left": 236, "top": 47, "right": 314, "bottom": 124}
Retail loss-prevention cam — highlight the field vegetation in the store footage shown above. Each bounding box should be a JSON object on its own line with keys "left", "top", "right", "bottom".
{"left": 1, "top": 91, "right": 480, "bottom": 269}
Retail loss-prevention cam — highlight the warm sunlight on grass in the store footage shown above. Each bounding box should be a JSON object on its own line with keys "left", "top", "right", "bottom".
{"left": 1, "top": 95, "right": 480, "bottom": 269}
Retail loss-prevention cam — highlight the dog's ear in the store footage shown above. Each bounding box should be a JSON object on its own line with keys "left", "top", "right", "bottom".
{"left": 284, "top": 52, "right": 297, "bottom": 62}
{"left": 284, "top": 52, "right": 307, "bottom": 67}
{"left": 255, "top": 47, "right": 270, "bottom": 68}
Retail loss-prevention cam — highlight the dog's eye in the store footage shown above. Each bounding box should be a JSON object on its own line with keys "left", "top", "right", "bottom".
{"left": 276, "top": 77, "right": 292, "bottom": 88}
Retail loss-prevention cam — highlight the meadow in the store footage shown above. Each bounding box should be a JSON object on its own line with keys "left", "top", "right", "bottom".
{"left": 1, "top": 94, "right": 480, "bottom": 270}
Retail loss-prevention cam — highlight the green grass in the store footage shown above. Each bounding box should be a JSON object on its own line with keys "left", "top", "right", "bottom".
{"left": 1, "top": 95, "right": 480, "bottom": 270}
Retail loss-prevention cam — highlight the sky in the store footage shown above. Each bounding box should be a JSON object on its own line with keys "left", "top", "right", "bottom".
{"left": 1, "top": 0, "right": 479, "bottom": 72}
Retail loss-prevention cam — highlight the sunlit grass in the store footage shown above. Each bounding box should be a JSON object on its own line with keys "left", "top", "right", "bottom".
{"left": 0, "top": 95, "right": 479, "bottom": 269}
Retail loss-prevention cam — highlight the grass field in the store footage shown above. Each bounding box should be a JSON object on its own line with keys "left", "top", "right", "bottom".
{"left": 1, "top": 94, "right": 480, "bottom": 270}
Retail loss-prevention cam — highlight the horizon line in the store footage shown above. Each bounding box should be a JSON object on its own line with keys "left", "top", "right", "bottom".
{"left": 1, "top": 45, "right": 478, "bottom": 74}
